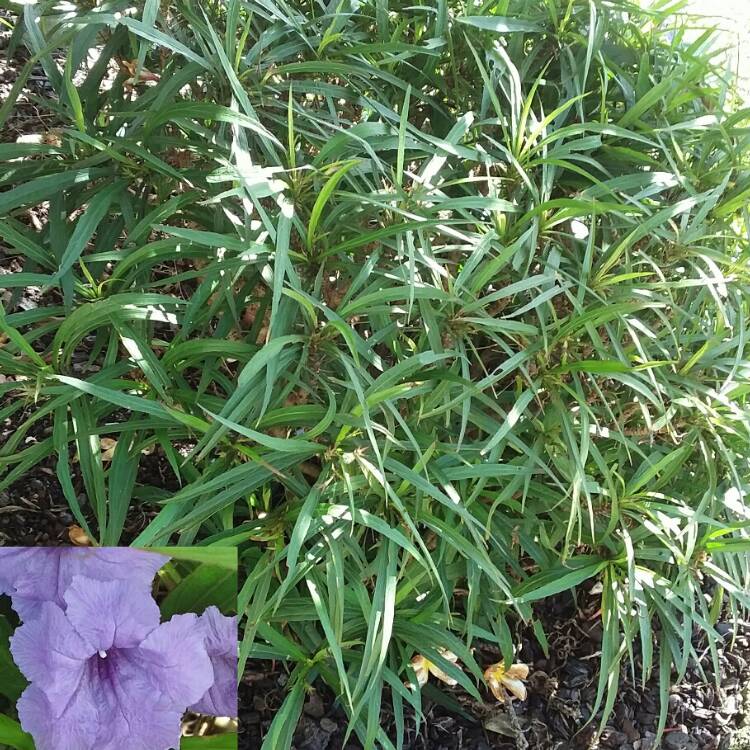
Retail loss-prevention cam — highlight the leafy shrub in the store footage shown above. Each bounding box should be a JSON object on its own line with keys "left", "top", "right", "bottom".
{"left": 1, "top": 0, "right": 748, "bottom": 747}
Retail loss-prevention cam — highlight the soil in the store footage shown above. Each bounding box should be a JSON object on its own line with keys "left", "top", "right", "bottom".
{"left": 0, "top": 11, "right": 63, "bottom": 143}
{"left": 241, "top": 588, "right": 750, "bottom": 750}
{"left": 0, "top": 393, "right": 177, "bottom": 545}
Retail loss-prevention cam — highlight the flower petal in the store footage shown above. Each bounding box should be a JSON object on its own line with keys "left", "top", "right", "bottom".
{"left": 0, "top": 547, "right": 169, "bottom": 621}
{"left": 97, "top": 703, "right": 183, "bottom": 750}
{"left": 189, "top": 607, "right": 238, "bottom": 717}
{"left": 0, "top": 548, "right": 34, "bottom": 595}
{"left": 428, "top": 649, "right": 460, "bottom": 686}
{"left": 485, "top": 675, "right": 506, "bottom": 703}
{"left": 134, "top": 613, "right": 214, "bottom": 708}
{"left": 18, "top": 664, "right": 183, "bottom": 750}
{"left": 64, "top": 576, "right": 160, "bottom": 651}
{"left": 200, "top": 606, "right": 237, "bottom": 657}
{"left": 17, "top": 684, "right": 98, "bottom": 750}
{"left": 0, "top": 549, "right": 64, "bottom": 620}
{"left": 500, "top": 676, "right": 527, "bottom": 701}
{"left": 63, "top": 548, "right": 170, "bottom": 595}
{"left": 409, "top": 655, "right": 430, "bottom": 687}
{"left": 505, "top": 663, "right": 529, "bottom": 680}
{"left": 9, "top": 602, "right": 92, "bottom": 715}
{"left": 91, "top": 655, "right": 184, "bottom": 750}
{"left": 189, "top": 648, "right": 237, "bottom": 716}
{"left": 427, "top": 662, "right": 458, "bottom": 686}
{"left": 437, "top": 648, "right": 459, "bottom": 663}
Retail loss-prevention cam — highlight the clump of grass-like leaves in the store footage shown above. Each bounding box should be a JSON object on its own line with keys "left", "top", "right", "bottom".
{"left": 1, "top": 0, "right": 749, "bottom": 747}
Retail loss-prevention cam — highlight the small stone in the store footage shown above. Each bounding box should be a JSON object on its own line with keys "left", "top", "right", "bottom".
{"left": 600, "top": 728, "right": 628, "bottom": 747}
{"left": 722, "top": 694, "right": 740, "bottom": 716}
{"left": 319, "top": 718, "right": 337, "bottom": 733}
{"left": 727, "top": 653, "right": 748, "bottom": 671}
{"left": 303, "top": 692, "right": 325, "bottom": 719}
{"left": 563, "top": 659, "right": 590, "bottom": 688}
{"left": 664, "top": 731, "right": 699, "bottom": 750}
{"left": 622, "top": 717, "right": 640, "bottom": 742}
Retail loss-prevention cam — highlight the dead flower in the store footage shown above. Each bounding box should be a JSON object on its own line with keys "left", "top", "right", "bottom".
{"left": 100, "top": 437, "right": 118, "bottom": 462}
{"left": 118, "top": 58, "right": 161, "bottom": 90}
{"left": 68, "top": 525, "right": 93, "bottom": 546}
{"left": 406, "top": 649, "right": 459, "bottom": 689}
{"left": 483, "top": 661, "right": 529, "bottom": 703}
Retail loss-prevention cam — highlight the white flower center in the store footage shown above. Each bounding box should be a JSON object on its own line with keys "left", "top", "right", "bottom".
{"left": 99, "top": 650, "right": 108, "bottom": 659}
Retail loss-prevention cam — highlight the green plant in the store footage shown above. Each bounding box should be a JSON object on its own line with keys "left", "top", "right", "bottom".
{"left": 1, "top": 0, "right": 748, "bottom": 747}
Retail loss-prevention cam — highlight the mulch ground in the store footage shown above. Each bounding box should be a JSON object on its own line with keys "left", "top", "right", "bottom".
{"left": 0, "top": 16, "right": 62, "bottom": 143}
{"left": 240, "top": 588, "right": 750, "bottom": 750}
{"left": 0, "top": 397, "right": 171, "bottom": 545}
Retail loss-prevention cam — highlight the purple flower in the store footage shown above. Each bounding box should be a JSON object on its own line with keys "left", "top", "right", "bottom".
{"left": 0, "top": 547, "right": 169, "bottom": 621}
{"left": 189, "top": 606, "right": 238, "bottom": 717}
{"left": 10, "top": 575, "right": 213, "bottom": 750}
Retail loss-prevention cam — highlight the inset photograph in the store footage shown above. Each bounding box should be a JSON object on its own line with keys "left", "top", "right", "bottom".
{"left": 0, "top": 546, "right": 238, "bottom": 750}
{"left": 1, "top": 0, "right": 749, "bottom": 748}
